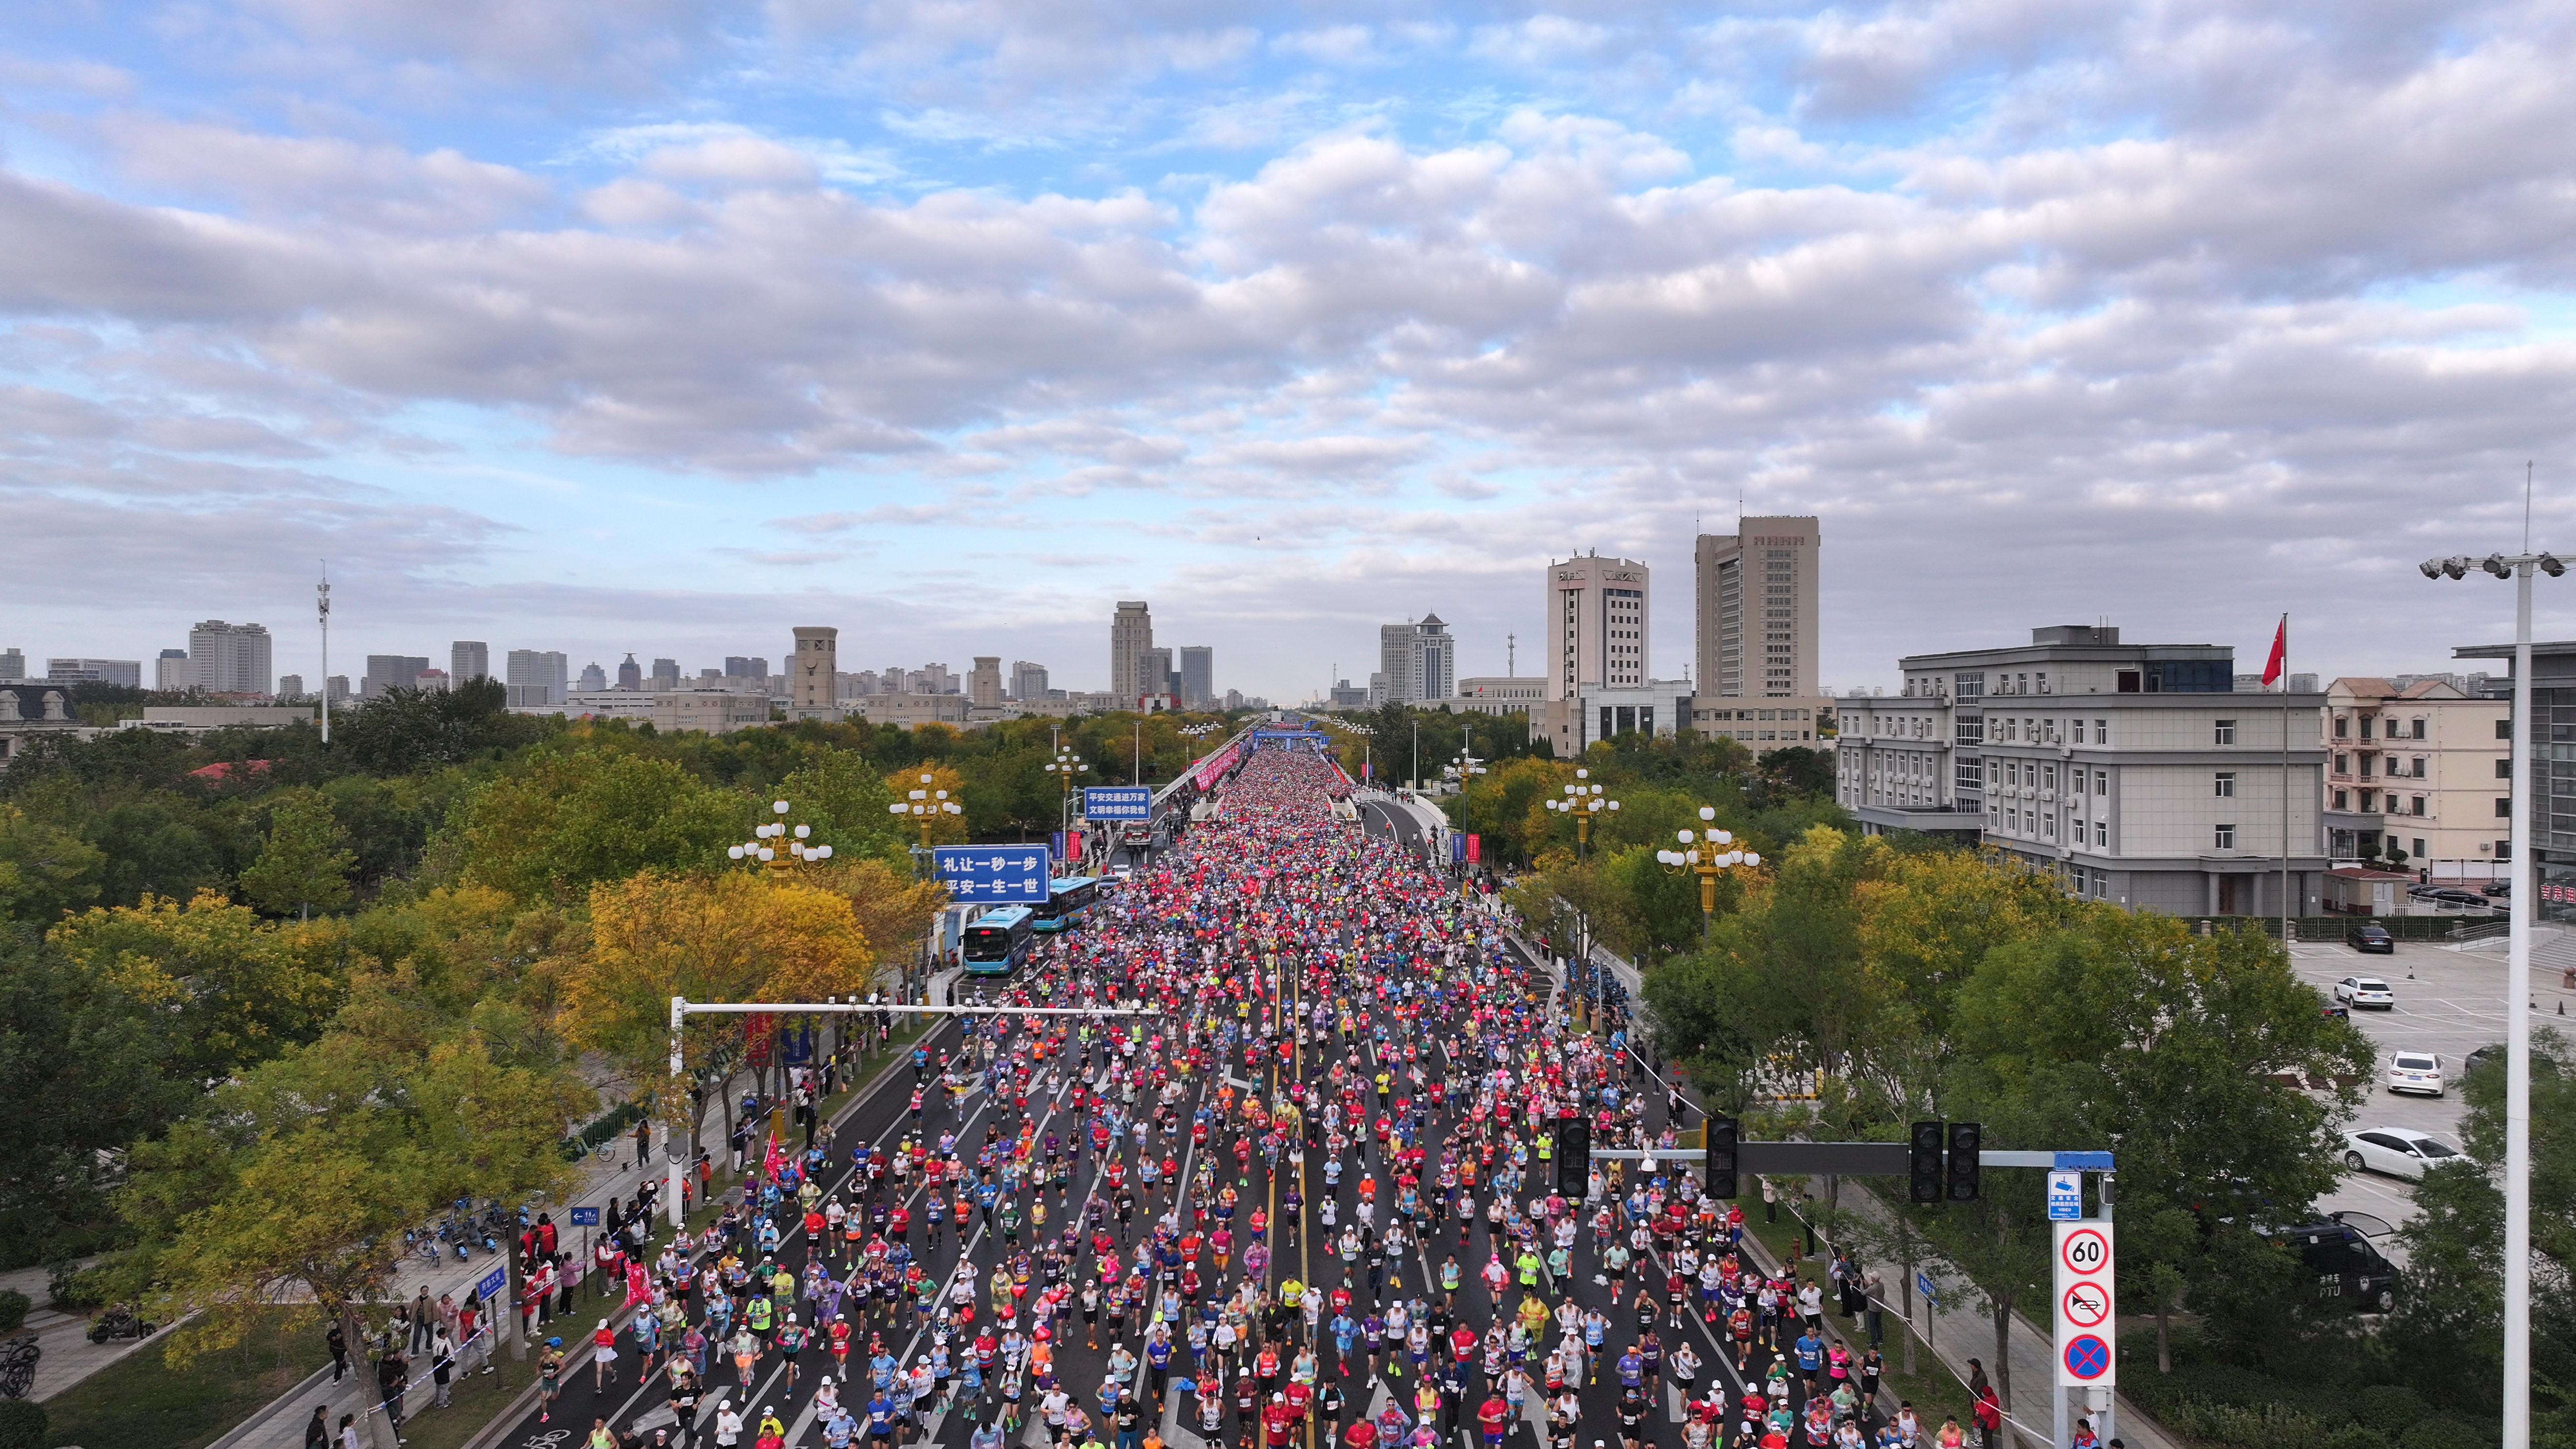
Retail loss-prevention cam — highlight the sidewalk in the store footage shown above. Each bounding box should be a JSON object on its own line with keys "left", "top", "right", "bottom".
{"left": 0, "top": 1263, "right": 170, "bottom": 1405}
{"left": 1769, "top": 1183, "right": 2178, "bottom": 1449}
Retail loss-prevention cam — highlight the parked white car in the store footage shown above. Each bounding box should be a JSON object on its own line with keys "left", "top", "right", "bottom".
{"left": 2386, "top": 1051, "right": 2446, "bottom": 1097}
{"left": 2334, "top": 976, "right": 2396, "bottom": 1009}
{"left": 2342, "top": 1127, "right": 2463, "bottom": 1180}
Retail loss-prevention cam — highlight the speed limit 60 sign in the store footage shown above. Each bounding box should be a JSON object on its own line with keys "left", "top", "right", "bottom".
{"left": 2053, "top": 1219, "right": 2115, "bottom": 1386}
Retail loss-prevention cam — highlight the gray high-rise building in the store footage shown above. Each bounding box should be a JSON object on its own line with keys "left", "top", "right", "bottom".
{"left": 185, "top": 621, "right": 272, "bottom": 696}
{"left": 1696, "top": 516, "right": 1818, "bottom": 700}
{"left": 1110, "top": 601, "right": 1154, "bottom": 702}
{"left": 364, "top": 654, "right": 431, "bottom": 698}
{"left": 725, "top": 655, "right": 770, "bottom": 681}
{"left": 650, "top": 657, "right": 681, "bottom": 690}
{"left": 1375, "top": 616, "right": 1455, "bottom": 704}
{"left": 616, "top": 653, "right": 644, "bottom": 690}
{"left": 1178, "top": 646, "right": 1214, "bottom": 707}
{"left": 577, "top": 661, "right": 607, "bottom": 691}
{"left": 1546, "top": 554, "right": 1650, "bottom": 701}
{"left": 155, "top": 648, "right": 188, "bottom": 689}
{"left": 278, "top": 674, "right": 305, "bottom": 697}
{"left": 507, "top": 649, "right": 570, "bottom": 705}
{"left": 451, "top": 641, "right": 490, "bottom": 684}
{"left": 790, "top": 626, "right": 840, "bottom": 721}
{"left": 1012, "top": 661, "right": 1050, "bottom": 702}
{"left": 1137, "top": 646, "right": 1175, "bottom": 703}
{"left": 0, "top": 648, "right": 20, "bottom": 681}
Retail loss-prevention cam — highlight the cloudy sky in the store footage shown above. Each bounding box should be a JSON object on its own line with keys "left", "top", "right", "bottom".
{"left": 7, "top": 0, "right": 2576, "bottom": 700}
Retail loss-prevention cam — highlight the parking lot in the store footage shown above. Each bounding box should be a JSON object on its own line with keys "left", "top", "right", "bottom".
{"left": 2284, "top": 928, "right": 2574, "bottom": 1251}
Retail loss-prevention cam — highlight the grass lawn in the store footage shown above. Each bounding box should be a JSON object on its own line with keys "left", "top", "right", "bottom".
{"left": 41, "top": 1309, "right": 324, "bottom": 1449}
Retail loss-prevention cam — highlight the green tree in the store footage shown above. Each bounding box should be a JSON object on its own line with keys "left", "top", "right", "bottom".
{"left": 331, "top": 678, "right": 552, "bottom": 774}
{"left": 0, "top": 929, "right": 194, "bottom": 1266}
{"left": 0, "top": 805, "right": 105, "bottom": 923}
{"left": 453, "top": 749, "right": 748, "bottom": 902}
{"left": 238, "top": 789, "right": 356, "bottom": 919}
{"left": 776, "top": 751, "right": 912, "bottom": 865}
{"left": 49, "top": 890, "right": 349, "bottom": 1086}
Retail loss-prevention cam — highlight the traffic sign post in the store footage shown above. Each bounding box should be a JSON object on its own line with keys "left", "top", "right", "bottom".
{"left": 2047, "top": 1169, "right": 2084, "bottom": 1221}
{"left": 931, "top": 845, "right": 1052, "bottom": 905}
{"left": 2055, "top": 1216, "right": 2116, "bottom": 1449}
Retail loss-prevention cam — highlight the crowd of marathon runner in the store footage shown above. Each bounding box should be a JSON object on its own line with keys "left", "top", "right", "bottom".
{"left": 527, "top": 748, "right": 1948, "bottom": 1449}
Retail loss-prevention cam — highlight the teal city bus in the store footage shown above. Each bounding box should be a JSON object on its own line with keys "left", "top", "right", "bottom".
{"left": 962, "top": 905, "right": 1037, "bottom": 976}
{"left": 1030, "top": 877, "right": 1101, "bottom": 934}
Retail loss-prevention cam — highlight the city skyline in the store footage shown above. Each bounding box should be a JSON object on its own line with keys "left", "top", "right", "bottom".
{"left": 5, "top": 6, "right": 2575, "bottom": 700}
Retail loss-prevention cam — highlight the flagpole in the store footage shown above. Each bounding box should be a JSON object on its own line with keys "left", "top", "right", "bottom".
{"left": 2280, "top": 613, "right": 2292, "bottom": 946}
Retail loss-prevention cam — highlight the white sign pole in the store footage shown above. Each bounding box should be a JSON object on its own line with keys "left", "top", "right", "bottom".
{"left": 2054, "top": 1217, "right": 2116, "bottom": 1449}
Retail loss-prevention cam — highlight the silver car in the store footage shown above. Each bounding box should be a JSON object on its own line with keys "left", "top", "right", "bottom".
{"left": 2342, "top": 1127, "right": 2462, "bottom": 1180}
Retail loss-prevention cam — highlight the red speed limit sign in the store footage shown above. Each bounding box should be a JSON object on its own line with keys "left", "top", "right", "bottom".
{"left": 2059, "top": 1228, "right": 2109, "bottom": 1275}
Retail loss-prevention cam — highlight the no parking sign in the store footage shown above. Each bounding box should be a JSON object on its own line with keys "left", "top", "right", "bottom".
{"left": 2053, "top": 1220, "right": 2115, "bottom": 1386}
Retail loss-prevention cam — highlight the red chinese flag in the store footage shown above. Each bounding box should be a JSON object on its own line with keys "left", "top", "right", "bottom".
{"left": 2260, "top": 617, "right": 2287, "bottom": 686}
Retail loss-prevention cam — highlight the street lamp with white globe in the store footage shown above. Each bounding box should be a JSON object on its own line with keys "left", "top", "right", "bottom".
{"left": 1655, "top": 805, "right": 1763, "bottom": 940}
{"left": 727, "top": 798, "right": 835, "bottom": 877}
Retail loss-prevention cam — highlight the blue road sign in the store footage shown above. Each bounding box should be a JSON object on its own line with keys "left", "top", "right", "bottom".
{"left": 2047, "top": 1170, "right": 2083, "bottom": 1222}
{"left": 1917, "top": 1271, "right": 1938, "bottom": 1304}
{"left": 476, "top": 1267, "right": 506, "bottom": 1301}
{"left": 1084, "top": 786, "right": 1152, "bottom": 821}
{"left": 933, "top": 845, "right": 1052, "bottom": 904}
{"left": 568, "top": 1207, "right": 600, "bottom": 1227}
{"left": 2063, "top": 1334, "right": 2111, "bottom": 1380}
{"left": 2054, "top": 1150, "right": 2114, "bottom": 1171}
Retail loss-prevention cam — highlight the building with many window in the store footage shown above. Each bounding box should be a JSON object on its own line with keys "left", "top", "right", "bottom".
{"left": 1835, "top": 623, "right": 2329, "bottom": 916}
{"left": 2454, "top": 638, "right": 2576, "bottom": 917}
{"left": 1375, "top": 616, "right": 1456, "bottom": 705}
{"left": 1110, "top": 601, "right": 1154, "bottom": 702}
{"left": 1696, "top": 516, "right": 1817, "bottom": 700}
{"left": 2319, "top": 677, "right": 2510, "bottom": 874}
{"left": 1537, "top": 553, "right": 1650, "bottom": 755}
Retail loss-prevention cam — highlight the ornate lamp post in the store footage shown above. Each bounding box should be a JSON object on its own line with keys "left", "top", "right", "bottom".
{"left": 1542, "top": 766, "right": 1619, "bottom": 859}
{"left": 728, "top": 798, "right": 835, "bottom": 877}
{"left": 887, "top": 772, "right": 963, "bottom": 877}
{"left": 1046, "top": 746, "right": 1086, "bottom": 833}
{"left": 1655, "top": 805, "right": 1763, "bottom": 940}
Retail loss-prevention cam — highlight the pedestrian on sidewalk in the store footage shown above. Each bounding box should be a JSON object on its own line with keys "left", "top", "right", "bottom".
{"left": 636, "top": 1120, "right": 654, "bottom": 1171}
{"left": 411, "top": 1286, "right": 435, "bottom": 1353}
{"left": 304, "top": 1405, "right": 330, "bottom": 1449}
{"left": 430, "top": 1326, "right": 456, "bottom": 1409}
{"left": 327, "top": 1322, "right": 349, "bottom": 1382}
{"left": 1762, "top": 1179, "right": 1778, "bottom": 1225}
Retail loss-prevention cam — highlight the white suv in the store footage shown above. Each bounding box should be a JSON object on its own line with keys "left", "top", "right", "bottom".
{"left": 2387, "top": 1051, "right": 2445, "bottom": 1097}
{"left": 2334, "top": 976, "right": 2396, "bottom": 1009}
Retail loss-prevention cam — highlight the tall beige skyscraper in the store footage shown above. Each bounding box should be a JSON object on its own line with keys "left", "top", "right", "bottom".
{"left": 1695, "top": 516, "right": 1818, "bottom": 699}
{"left": 1544, "top": 554, "right": 1651, "bottom": 701}
{"left": 968, "top": 657, "right": 1003, "bottom": 707}
{"left": 790, "top": 625, "right": 841, "bottom": 720}
{"left": 1110, "top": 601, "right": 1153, "bottom": 702}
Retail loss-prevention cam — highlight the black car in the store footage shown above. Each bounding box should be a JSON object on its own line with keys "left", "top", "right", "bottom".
{"left": 2273, "top": 1220, "right": 2400, "bottom": 1314}
{"left": 2349, "top": 924, "right": 2395, "bottom": 953}
{"left": 2482, "top": 880, "right": 2511, "bottom": 898}
{"left": 2430, "top": 887, "right": 2490, "bottom": 908}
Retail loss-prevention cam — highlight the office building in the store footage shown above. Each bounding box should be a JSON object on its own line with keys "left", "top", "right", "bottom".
{"left": 1696, "top": 516, "right": 1818, "bottom": 700}
{"left": 1111, "top": 601, "right": 1154, "bottom": 702}
{"left": 613, "top": 654, "right": 642, "bottom": 690}
{"left": 789, "top": 626, "right": 842, "bottom": 721}
{"left": 650, "top": 657, "right": 680, "bottom": 690}
{"left": 2319, "top": 678, "right": 2511, "bottom": 872}
{"left": 1538, "top": 554, "right": 1650, "bottom": 756}
{"left": 1179, "top": 647, "right": 1214, "bottom": 707}
{"left": 1375, "top": 617, "right": 1455, "bottom": 705}
{"left": 1327, "top": 679, "right": 1369, "bottom": 709}
{"left": 49, "top": 657, "right": 146, "bottom": 688}
{"left": 507, "top": 649, "right": 570, "bottom": 706}
{"left": 1832, "top": 623, "right": 2328, "bottom": 916}
{"left": 155, "top": 648, "right": 189, "bottom": 689}
{"left": 577, "top": 661, "right": 607, "bottom": 691}
{"left": 725, "top": 655, "right": 771, "bottom": 681}
{"left": 2454, "top": 638, "right": 2576, "bottom": 903}
{"left": 969, "top": 658, "right": 1003, "bottom": 708}
{"left": 1013, "top": 661, "right": 1050, "bottom": 703}
{"left": 451, "top": 641, "right": 490, "bottom": 684}
{"left": 0, "top": 648, "right": 20, "bottom": 681}
{"left": 326, "top": 676, "right": 350, "bottom": 702}
{"left": 279, "top": 674, "right": 306, "bottom": 697}
{"left": 1137, "top": 647, "right": 1175, "bottom": 703}
{"left": 413, "top": 668, "right": 451, "bottom": 692}
{"left": 363, "top": 655, "right": 430, "bottom": 698}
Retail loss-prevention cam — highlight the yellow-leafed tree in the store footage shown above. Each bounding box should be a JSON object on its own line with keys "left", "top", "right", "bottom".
{"left": 883, "top": 762, "right": 969, "bottom": 847}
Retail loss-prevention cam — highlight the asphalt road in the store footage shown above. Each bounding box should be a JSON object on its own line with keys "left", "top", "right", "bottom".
{"left": 484, "top": 809, "right": 1872, "bottom": 1449}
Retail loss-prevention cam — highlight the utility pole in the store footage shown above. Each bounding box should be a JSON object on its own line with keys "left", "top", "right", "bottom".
{"left": 316, "top": 563, "right": 331, "bottom": 745}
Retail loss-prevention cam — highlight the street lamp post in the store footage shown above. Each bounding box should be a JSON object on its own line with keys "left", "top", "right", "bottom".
{"left": 1046, "top": 745, "right": 1086, "bottom": 834}
{"left": 1655, "top": 805, "right": 1764, "bottom": 940}
{"left": 1542, "top": 766, "right": 1619, "bottom": 859}
{"left": 727, "top": 798, "right": 837, "bottom": 876}
{"left": 2421, "top": 545, "right": 2563, "bottom": 1449}
{"left": 887, "top": 773, "right": 964, "bottom": 877}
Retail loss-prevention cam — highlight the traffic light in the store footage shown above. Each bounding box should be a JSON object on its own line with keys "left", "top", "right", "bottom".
{"left": 1909, "top": 1121, "right": 1946, "bottom": 1205}
{"left": 1705, "top": 1115, "right": 1740, "bottom": 1199}
{"left": 1946, "top": 1121, "right": 1982, "bottom": 1202}
{"left": 1556, "top": 1115, "right": 1590, "bottom": 1196}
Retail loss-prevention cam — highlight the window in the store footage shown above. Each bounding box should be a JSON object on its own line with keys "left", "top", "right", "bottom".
{"left": 2214, "top": 771, "right": 2236, "bottom": 797}
{"left": 2334, "top": 752, "right": 2348, "bottom": 774}
{"left": 2093, "top": 719, "right": 2108, "bottom": 744}
{"left": 2094, "top": 768, "right": 2108, "bottom": 795}
{"left": 2497, "top": 797, "right": 2514, "bottom": 818}
{"left": 2412, "top": 718, "right": 2428, "bottom": 740}
{"left": 2214, "top": 719, "right": 2237, "bottom": 745}
{"left": 2043, "top": 765, "right": 2057, "bottom": 790}
{"left": 2360, "top": 716, "right": 2374, "bottom": 740}
{"left": 2334, "top": 789, "right": 2349, "bottom": 811}
{"left": 2334, "top": 716, "right": 2350, "bottom": 739}
{"left": 2410, "top": 757, "right": 2425, "bottom": 778}
{"left": 2497, "top": 759, "right": 2514, "bottom": 778}
{"left": 2360, "top": 755, "right": 2374, "bottom": 778}
{"left": 2116, "top": 670, "right": 2140, "bottom": 693}
{"left": 2214, "top": 824, "right": 2236, "bottom": 849}
{"left": 2412, "top": 838, "right": 2427, "bottom": 859}
{"left": 2410, "top": 795, "right": 2425, "bottom": 816}
{"left": 1955, "top": 758, "right": 1982, "bottom": 791}
{"left": 2496, "top": 718, "right": 2513, "bottom": 739}
{"left": 2095, "top": 821, "right": 2109, "bottom": 847}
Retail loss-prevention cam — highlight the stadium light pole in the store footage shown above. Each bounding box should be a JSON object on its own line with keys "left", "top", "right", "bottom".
{"left": 2421, "top": 544, "right": 2563, "bottom": 1449}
